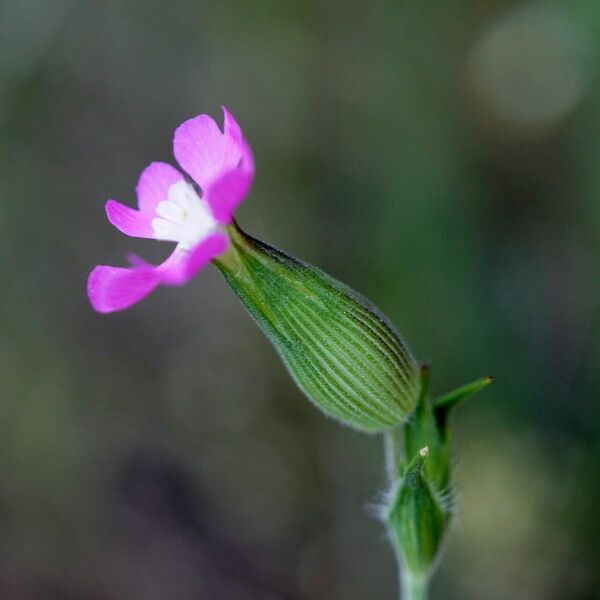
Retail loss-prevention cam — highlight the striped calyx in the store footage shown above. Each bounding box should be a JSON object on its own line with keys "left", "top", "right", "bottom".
{"left": 214, "top": 223, "right": 421, "bottom": 432}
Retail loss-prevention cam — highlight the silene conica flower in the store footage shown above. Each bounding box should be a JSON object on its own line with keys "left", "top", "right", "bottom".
{"left": 88, "top": 107, "right": 253, "bottom": 312}
{"left": 89, "top": 107, "right": 494, "bottom": 597}
{"left": 87, "top": 108, "right": 420, "bottom": 430}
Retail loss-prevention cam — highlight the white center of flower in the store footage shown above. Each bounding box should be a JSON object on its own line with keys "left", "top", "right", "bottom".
{"left": 151, "top": 180, "right": 217, "bottom": 250}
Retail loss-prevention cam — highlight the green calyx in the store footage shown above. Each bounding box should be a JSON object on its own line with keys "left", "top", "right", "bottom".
{"left": 387, "top": 446, "right": 446, "bottom": 577}
{"left": 385, "top": 367, "right": 493, "bottom": 578}
{"left": 214, "top": 222, "right": 421, "bottom": 432}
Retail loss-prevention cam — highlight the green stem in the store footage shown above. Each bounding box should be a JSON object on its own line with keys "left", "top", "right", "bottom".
{"left": 400, "top": 570, "right": 428, "bottom": 600}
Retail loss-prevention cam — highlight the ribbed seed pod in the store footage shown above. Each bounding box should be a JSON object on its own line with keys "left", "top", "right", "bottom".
{"left": 214, "top": 223, "right": 420, "bottom": 432}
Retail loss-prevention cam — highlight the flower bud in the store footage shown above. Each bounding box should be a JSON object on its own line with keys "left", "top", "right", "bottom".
{"left": 386, "top": 447, "right": 446, "bottom": 576}
{"left": 404, "top": 370, "right": 494, "bottom": 491}
{"left": 214, "top": 223, "right": 421, "bottom": 432}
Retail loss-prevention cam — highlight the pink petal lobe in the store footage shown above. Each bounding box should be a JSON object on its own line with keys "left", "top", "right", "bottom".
{"left": 173, "top": 114, "right": 240, "bottom": 193}
{"left": 222, "top": 107, "right": 254, "bottom": 173}
{"left": 136, "top": 161, "right": 184, "bottom": 216}
{"left": 203, "top": 106, "right": 255, "bottom": 223}
{"left": 173, "top": 107, "right": 254, "bottom": 224}
{"left": 173, "top": 109, "right": 253, "bottom": 187}
{"left": 105, "top": 200, "right": 153, "bottom": 238}
{"left": 127, "top": 253, "right": 150, "bottom": 268}
{"left": 222, "top": 106, "right": 244, "bottom": 142}
{"left": 158, "top": 232, "right": 229, "bottom": 286}
{"left": 88, "top": 265, "right": 161, "bottom": 313}
{"left": 207, "top": 170, "right": 253, "bottom": 223}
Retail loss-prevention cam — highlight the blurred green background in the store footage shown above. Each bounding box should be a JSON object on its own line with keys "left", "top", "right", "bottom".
{"left": 1, "top": 1, "right": 599, "bottom": 598}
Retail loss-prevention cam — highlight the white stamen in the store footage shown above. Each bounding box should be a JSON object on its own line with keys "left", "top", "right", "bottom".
{"left": 151, "top": 180, "right": 218, "bottom": 250}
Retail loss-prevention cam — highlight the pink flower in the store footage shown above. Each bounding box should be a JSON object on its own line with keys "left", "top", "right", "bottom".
{"left": 87, "top": 107, "right": 254, "bottom": 313}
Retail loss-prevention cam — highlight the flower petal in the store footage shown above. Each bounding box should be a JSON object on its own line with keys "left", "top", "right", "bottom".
{"left": 206, "top": 107, "right": 255, "bottom": 223}
{"left": 105, "top": 200, "right": 153, "bottom": 238}
{"left": 136, "top": 161, "right": 185, "bottom": 216}
{"left": 158, "top": 232, "right": 229, "bottom": 286}
{"left": 87, "top": 233, "right": 229, "bottom": 313}
{"left": 173, "top": 114, "right": 241, "bottom": 193}
{"left": 87, "top": 264, "right": 161, "bottom": 313}
{"left": 222, "top": 107, "right": 254, "bottom": 178}
{"left": 206, "top": 169, "right": 254, "bottom": 223}
{"left": 104, "top": 163, "right": 185, "bottom": 240}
